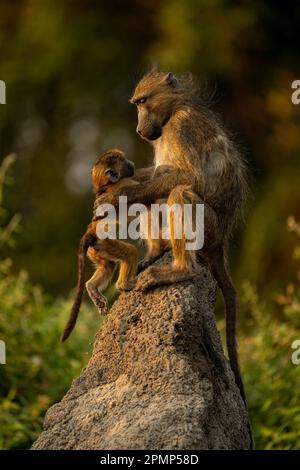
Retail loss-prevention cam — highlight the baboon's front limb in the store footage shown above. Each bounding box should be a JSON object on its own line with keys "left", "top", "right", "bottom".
{"left": 136, "top": 185, "right": 220, "bottom": 290}
{"left": 133, "top": 166, "right": 155, "bottom": 182}
{"left": 94, "top": 169, "right": 197, "bottom": 208}
{"left": 114, "top": 241, "right": 138, "bottom": 291}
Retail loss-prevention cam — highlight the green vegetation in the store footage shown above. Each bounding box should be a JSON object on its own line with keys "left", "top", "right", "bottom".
{"left": 239, "top": 218, "right": 300, "bottom": 449}
{"left": 216, "top": 216, "right": 300, "bottom": 449}
{"left": 0, "top": 260, "right": 98, "bottom": 450}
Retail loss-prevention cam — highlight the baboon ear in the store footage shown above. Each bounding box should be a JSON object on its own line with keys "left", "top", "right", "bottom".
{"left": 105, "top": 169, "right": 120, "bottom": 183}
{"left": 165, "top": 72, "right": 178, "bottom": 87}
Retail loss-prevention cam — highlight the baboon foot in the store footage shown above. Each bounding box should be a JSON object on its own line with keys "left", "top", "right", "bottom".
{"left": 94, "top": 294, "right": 108, "bottom": 316}
{"left": 136, "top": 265, "right": 197, "bottom": 291}
{"left": 137, "top": 250, "right": 169, "bottom": 274}
{"left": 87, "top": 287, "right": 108, "bottom": 316}
{"left": 137, "top": 256, "right": 158, "bottom": 274}
{"left": 116, "top": 277, "right": 136, "bottom": 291}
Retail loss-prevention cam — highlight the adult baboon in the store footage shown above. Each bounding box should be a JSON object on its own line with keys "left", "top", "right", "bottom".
{"left": 95, "top": 70, "right": 252, "bottom": 445}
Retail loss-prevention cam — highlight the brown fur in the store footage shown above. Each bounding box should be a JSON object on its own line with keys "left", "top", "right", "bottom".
{"left": 94, "top": 71, "right": 252, "bottom": 446}
{"left": 61, "top": 149, "right": 138, "bottom": 343}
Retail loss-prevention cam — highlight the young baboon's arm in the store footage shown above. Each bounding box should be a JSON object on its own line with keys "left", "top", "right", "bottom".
{"left": 153, "top": 165, "right": 175, "bottom": 177}
{"left": 135, "top": 165, "right": 173, "bottom": 182}
{"left": 95, "top": 169, "right": 199, "bottom": 207}
{"left": 134, "top": 166, "right": 155, "bottom": 182}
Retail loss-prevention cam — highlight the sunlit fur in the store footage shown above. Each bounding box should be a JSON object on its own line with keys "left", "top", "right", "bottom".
{"left": 61, "top": 149, "right": 138, "bottom": 342}
{"left": 128, "top": 71, "right": 252, "bottom": 446}
{"left": 131, "top": 69, "right": 249, "bottom": 238}
{"left": 91, "top": 148, "right": 134, "bottom": 194}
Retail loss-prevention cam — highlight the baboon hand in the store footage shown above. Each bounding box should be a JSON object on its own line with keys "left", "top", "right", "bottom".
{"left": 135, "top": 269, "right": 157, "bottom": 291}
{"left": 137, "top": 254, "right": 166, "bottom": 273}
{"left": 137, "top": 257, "right": 153, "bottom": 274}
{"left": 135, "top": 266, "right": 171, "bottom": 291}
{"left": 94, "top": 192, "right": 121, "bottom": 210}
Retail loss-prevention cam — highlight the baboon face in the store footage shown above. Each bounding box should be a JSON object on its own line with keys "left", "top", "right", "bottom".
{"left": 92, "top": 149, "right": 135, "bottom": 191}
{"left": 130, "top": 71, "right": 178, "bottom": 141}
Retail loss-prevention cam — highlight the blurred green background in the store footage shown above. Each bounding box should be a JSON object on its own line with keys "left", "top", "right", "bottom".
{"left": 0, "top": 0, "right": 300, "bottom": 449}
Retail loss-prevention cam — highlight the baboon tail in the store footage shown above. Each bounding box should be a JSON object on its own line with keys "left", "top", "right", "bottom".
{"left": 61, "top": 232, "right": 97, "bottom": 343}
{"left": 208, "top": 246, "right": 246, "bottom": 400}
{"left": 208, "top": 246, "right": 254, "bottom": 448}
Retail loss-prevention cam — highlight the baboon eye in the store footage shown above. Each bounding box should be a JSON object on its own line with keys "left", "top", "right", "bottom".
{"left": 137, "top": 97, "right": 147, "bottom": 105}
{"left": 105, "top": 169, "right": 119, "bottom": 183}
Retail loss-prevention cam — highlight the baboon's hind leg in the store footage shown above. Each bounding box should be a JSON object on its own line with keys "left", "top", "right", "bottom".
{"left": 115, "top": 242, "right": 138, "bottom": 291}
{"left": 85, "top": 259, "right": 115, "bottom": 315}
{"left": 94, "top": 239, "right": 138, "bottom": 292}
{"left": 136, "top": 185, "right": 219, "bottom": 291}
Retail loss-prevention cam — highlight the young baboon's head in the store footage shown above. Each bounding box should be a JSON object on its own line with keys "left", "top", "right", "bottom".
{"left": 92, "top": 149, "right": 135, "bottom": 192}
{"left": 130, "top": 70, "right": 179, "bottom": 141}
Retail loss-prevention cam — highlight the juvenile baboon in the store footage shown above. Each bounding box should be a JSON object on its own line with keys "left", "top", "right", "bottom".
{"left": 95, "top": 71, "right": 252, "bottom": 445}
{"left": 61, "top": 149, "right": 138, "bottom": 342}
